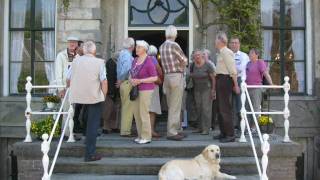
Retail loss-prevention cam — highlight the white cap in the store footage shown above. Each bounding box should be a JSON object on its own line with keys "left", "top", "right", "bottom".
{"left": 67, "top": 36, "right": 80, "bottom": 41}
{"left": 136, "top": 40, "right": 149, "bottom": 51}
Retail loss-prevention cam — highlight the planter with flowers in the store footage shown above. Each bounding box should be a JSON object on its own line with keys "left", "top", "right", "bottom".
{"left": 258, "top": 115, "right": 275, "bottom": 134}
{"left": 43, "top": 95, "right": 60, "bottom": 109}
{"left": 31, "top": 115, "right": 61, "bottom": 140}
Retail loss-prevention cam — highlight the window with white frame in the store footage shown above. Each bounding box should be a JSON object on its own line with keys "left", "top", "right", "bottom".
{"left": 9, "top": 0, "right": 55, "bottom": 94}
{"left": 261, "top": 0, "right": 306, "bottom": 94}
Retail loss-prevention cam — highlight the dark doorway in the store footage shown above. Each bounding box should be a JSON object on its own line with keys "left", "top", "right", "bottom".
{"left": 128, "top": 30, "right": 189, "bottom": 57}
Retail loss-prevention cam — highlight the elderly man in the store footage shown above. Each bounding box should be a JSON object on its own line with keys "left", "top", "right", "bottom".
{"left": 55, "top": 36, "right": 79, "bottom": 136}
{"left": 68, "top": 41, "right": 108, "bottom": 162}
{"left": 117, "top": 38, "right": 135, "bottom": 137}
{"left": 214, "top": 32, "right": 239, "bottom": 143}
{"left": 160, "top": 25, "right": 188, "bottom": 141}
{"left": 229, "top": 37, "right": 249, "bottom": 131}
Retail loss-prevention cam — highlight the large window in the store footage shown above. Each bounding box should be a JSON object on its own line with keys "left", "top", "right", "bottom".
{"left": 9, "top": 0, "right": 55, "bottom": 94}
{"left": 261, "top": 0, "right": 305, "bottom": 94}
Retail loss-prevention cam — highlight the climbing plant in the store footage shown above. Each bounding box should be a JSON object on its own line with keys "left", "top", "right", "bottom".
{"left": 191, "top": 0, "right": 262, "bottom": 52}
{"left": 62, "top": 0, "right": 70, "bottom": 14}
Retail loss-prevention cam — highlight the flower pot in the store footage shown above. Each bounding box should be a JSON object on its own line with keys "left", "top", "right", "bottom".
{"left": 46, "top": 102, "right": 55, "bottom": 109}
{"left": 260, "top": 124, "right": 275, "bottom": 134}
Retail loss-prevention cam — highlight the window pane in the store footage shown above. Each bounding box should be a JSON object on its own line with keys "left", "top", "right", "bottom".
{"left": 10, "top": 31, "right": 32, "bottom": 62}
{"left": 35, "top": 0, "right": 56, "bottom": 28}
{"left": 35, "top": 31, "right": 55, "bottom": 61}
{"left": 261, "top": 0, "right": 280, "bottom": 27}
{"left": 284, "top": 30, "right": 304, "bottom": 61}
{"left": 262, "top": 30, "right": 280, "bottom": 61}
{"left": 285, "top": 0, "right": 305, "bottom": 27}
{"left": 10, "top": 62, "right": 31, "bottom": 94}
{"left": 10, "top": 0, "right": 30, "bottom": 28}
{"left": 286, "top": 62, "right": 305, "bottom": 93}
{"left": 33, "top": 62, "right": 55, "bottom": 94}
{"left": 129, "top": 0, "right": 188, "bottom": 26}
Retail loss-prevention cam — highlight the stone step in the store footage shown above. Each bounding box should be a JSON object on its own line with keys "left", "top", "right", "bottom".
{"left": 52, "top": 174, "right": 260, "bottom": 180}
{"left": 53, "top": 157, "right": 258, "bottom": 175}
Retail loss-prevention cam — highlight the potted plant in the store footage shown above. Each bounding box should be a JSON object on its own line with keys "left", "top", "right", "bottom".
{"left": 258, "top": 115, "right": 274, "bottom": 134}
{"left": 43, "top": 95, "right": 60, "bottom": 109}
{"left": 31, "top": 115, "right": 61, "bottom": 140}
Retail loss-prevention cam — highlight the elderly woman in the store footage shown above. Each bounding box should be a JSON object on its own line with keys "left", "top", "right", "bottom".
{"left": 147, "top": 45, "right": 163, "bottom": 138}
{"left": 190, "top": 49, "right": 216, "bottom": 135}
{"left": 130, "top": 40, "right": 158, "bottom": 144}
{"left": 246, "top": 48, "right": 273, "bottom": 132}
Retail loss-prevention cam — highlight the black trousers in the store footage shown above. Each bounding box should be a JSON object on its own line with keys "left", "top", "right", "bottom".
{"left": 84, "top": 102, "right": 103, "bottom": 159}
{"left": 216, "top": 74, "right": 235, "bottom": 137}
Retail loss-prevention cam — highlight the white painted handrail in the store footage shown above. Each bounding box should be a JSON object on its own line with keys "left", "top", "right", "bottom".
{"left": 239, "top": 76, "right": 291, "bottom": 180}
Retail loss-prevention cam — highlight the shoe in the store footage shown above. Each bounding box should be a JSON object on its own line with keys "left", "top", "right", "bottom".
{"left": 192, "top": 129, "right": 202, "bottom": 133}
{"left": 102, "top": 129, "right": 110, "bottom": 134}
{"left": 200, "top": 131, "right": 209, "bottom": 135}
{"left": 85, "top": 154, "right": 102, "bottom": 162}
{"left": 111, "top": 129, "right": 120, "bottom": 133}
{"left": 213, "top": 134, "right": 225, "bottom": 140}
{"left": 137, "top": 139, "right": 151, "bottom": 144}
{"left": 152, "top": 132, "right": 162, "bottom": 138}
{"left": 219, "top": 136, "right": 236, "bottom": 143}
{"left": 134, "top": 138, "right": 141, "bottom": 143}
{"left": 167, "top": 134, "right": 184, "bottom": 141}
{"left": 178, "top": 132, "right": 188, "bottom": 138}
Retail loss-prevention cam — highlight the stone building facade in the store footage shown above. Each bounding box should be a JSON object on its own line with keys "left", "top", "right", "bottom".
{"left": 0, "top": 0, "right": 319, "bottom": 179}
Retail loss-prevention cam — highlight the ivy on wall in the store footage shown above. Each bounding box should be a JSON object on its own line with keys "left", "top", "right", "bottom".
{"left": 62, "top": 0, "right": 70, "bottom": 14}
{"left": 191, "top": 0, "right": 262, "bottom": 52}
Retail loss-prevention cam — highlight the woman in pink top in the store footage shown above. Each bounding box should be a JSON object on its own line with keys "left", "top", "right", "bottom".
{"left": 245, "top": 48, "right": 273, "bottom": 132}
{"left": 130, "top": 40, "right": 158, "bottom": 144}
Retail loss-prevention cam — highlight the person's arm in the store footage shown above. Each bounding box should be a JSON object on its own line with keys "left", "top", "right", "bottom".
{"left": 221, "top": 51, "right": 240, "bottom": 94}
{"left": 55, "top": 53, "right": 67, "bottom": 97}
{"left": 101, "top": 80, "right": 108, "bottom": 97}
{"left": 173, "top": 44, "right": 188, "bottom": 67}
{"left": 116, "top": 53, "right": 131, "bottom": 86}
{"left": 209, "top": 72, "right": 216, "bottom": 100}
{"left": 263, "top": 70, "right": 273, "bottom": 85}
{"left": 155, "top": 63, "right": 163, "bottom": 84}
{"left": 100, "top": 65, "right": 108, "bottom": 97}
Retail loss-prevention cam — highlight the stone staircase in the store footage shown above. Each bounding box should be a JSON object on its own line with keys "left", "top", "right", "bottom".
{"left": 13, "top": 128, "right": 301, "bottom": 180}
{"left": 48, "top": 132, "right": 262, "bottom": 180}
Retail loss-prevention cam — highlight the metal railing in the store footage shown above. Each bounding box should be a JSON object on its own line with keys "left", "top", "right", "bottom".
{"left": 238, "top": 76, "right": 291, "bottom": 180}
{"left": 23, "top": 76, "right": 76, "bottom": 180}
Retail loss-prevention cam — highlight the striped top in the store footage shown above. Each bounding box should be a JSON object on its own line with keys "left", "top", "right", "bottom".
{"left": 159, "top": 40, "right": 187, "bottom": 74}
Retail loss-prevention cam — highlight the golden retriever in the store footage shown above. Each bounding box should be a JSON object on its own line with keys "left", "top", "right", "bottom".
{"left": 158, "top": 145, "right": 236, "bottom": 180}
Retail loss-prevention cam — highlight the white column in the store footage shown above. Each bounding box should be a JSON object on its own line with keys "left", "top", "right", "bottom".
{"left": 41, "top": 134, "right": 50, "bottom": 180}
{"left": 24, "top": 76, "right": 33, "bottom": 142}
{"left": 283, "top": 76, "right": 291, "bottom": 142}
{"left": 261, "top": 134, "right": 270, "bottom": 180}
{"left": 67, "top": 103, "right": 75, "bottom": 142}
{"left": 239, "top": 76, "right": 247, "bottom": 142}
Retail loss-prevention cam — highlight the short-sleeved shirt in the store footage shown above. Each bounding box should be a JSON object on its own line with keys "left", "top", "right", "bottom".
{"left": 130, "top": 56, "right": 157, "bottom": 91}
{"left": 245, "top": 60, "right": 267, "bottom": 85}
{"left": 192, "top": 62, "right": 215, "bottom": 90}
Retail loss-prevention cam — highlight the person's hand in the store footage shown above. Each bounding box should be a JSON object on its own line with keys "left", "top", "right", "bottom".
{"left": 115, "top": 80, "right": 122, "bottom": 88}
{"left": 210, "top": 89, "right": 216, "bottom": 100}
{"left": 58, "top": 89, "right": 66, "bottom": 98}
{"left": 130, "top": 79, "right": 141, "bottom": 86}
{"left": 233, "top": 85, "right": 240, "bottom": 94}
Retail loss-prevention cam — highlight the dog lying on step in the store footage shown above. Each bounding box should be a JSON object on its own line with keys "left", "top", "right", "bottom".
{"left": 158, "top": 145, "right": 236, "bottom": 180}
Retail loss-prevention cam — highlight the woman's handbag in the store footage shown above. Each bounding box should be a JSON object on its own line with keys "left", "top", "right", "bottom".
{"left": 129, "top": 58, "right": 147, "bottom": 101}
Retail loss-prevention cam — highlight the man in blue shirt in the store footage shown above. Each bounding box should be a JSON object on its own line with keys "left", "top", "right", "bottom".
{"left": 229, "top": 37, "right": 249, "bottom": 132}
{"left": 116, "top": 37, "right": 135, "bottom": 137}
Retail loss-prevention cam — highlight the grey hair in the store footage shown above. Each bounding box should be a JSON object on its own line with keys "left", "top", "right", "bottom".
{"left": 216, "top": 32, "right": 228, "bottom": 44}
{"left": 203, "top": 49, "right": 211, "bottom": 56}
{"left": 83, "top": 41, "right": 96, "bottom": 54}
{"left": 148, "top": 45, "right": 158, "bottom": 56}
{"left": 165, "top": 25, "right": 178, "bottom": 38}
{"left": 122, "top": 37, "right": 135, "bottom": 49}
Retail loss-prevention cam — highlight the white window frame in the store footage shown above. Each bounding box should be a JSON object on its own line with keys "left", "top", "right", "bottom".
{"left": 306, "top": 0, "right": 313, "bottom": 95}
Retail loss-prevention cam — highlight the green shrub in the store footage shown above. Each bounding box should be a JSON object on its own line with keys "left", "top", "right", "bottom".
{"left": 31, "top": 115, "right": 61, "bottom": 139}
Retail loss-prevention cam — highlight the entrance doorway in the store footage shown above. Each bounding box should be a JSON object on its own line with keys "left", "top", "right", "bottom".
{"left": 128, "top": 30, "right": 189, "bottom": 57}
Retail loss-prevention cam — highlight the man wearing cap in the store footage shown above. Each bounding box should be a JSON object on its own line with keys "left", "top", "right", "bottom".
{"left": 55, "top": 36, "right": 79, "bottom": 137}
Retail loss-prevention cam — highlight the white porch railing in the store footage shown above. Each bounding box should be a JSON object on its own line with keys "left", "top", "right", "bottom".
{"left": 23, "top": 76, "right": 76, "bottom": 180}
{"left": 238, "top": 76, "right": 290, "bottom": 180}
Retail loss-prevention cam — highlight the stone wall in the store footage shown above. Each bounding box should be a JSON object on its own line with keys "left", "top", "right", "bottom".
{"left": 56, "top": 0, "right": 102, "bottom": 55}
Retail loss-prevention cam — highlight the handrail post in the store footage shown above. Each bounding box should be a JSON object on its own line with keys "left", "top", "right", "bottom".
{"left": 24, "top": 76, "right": 33, "bottom": 142}
{"left": 41, "top": 134, "right": 50, "bottom": 180}
{"left": 283, "top": 76, "right": 291, "bottom": 142}
{"left": 261, "top": 134, "right": 270, "bottom": 180}
{"left": 67, "top": 103, "right": 75, "bottom": 142}
{"left": 239, "top": 76, "right": 247, "bottom": 142}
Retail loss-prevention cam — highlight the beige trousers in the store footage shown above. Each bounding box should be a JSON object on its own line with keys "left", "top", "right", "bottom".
{"left": 132, "top": 90, "right": 153, "bottom": 140}
{"left": 163, "top": 73, "right": 184, "bottom": 136}
{"left": 120, "top": 80, "right": 134, "bottom": 135}
{"left": 61, "top": 98, "right": 70, "bottom": 136}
